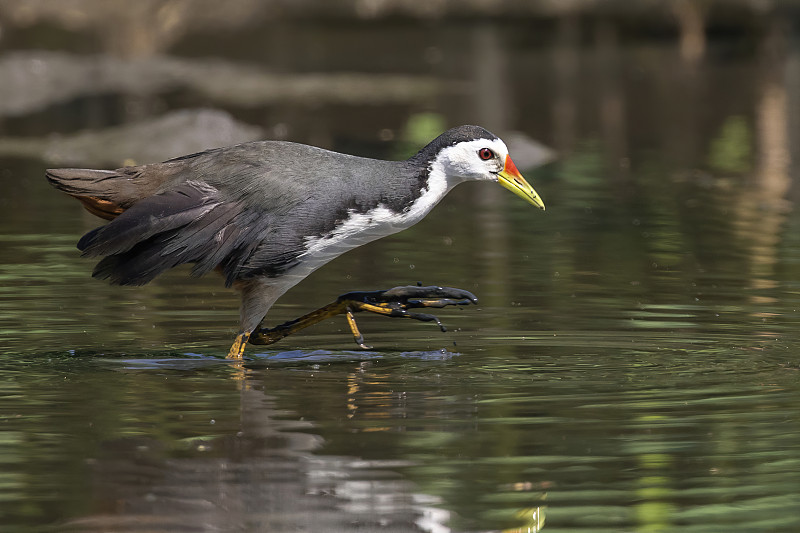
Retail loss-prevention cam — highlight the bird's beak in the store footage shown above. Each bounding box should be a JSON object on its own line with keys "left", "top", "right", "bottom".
{"left": 497, "top": 155, "right": 545, "bottom": 210}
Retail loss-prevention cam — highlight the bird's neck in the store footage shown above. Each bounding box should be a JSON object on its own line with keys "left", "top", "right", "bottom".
{"left": 398, "top": 156, "right": 457, "bottom": 225}
{"left": 423, "top": 157, "right": 456, "bottom": 200}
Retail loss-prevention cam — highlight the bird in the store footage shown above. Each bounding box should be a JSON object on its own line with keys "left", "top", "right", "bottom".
{"left": 46, "top": 125, "right": 545, "bottom": 358}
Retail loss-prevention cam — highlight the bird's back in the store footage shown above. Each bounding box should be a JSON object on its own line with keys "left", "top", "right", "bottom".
{"left": 47, "top": 140, "right": 426, "bottom": 286}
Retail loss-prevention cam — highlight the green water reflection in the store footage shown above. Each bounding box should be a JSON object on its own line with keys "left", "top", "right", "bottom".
{"left": 3, "top": 338, "right": 796, "bottom": 531}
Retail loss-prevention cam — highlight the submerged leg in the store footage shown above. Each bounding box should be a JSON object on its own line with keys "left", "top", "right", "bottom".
{"left": 248, "top": 285, "right": 477, "bottom": 350}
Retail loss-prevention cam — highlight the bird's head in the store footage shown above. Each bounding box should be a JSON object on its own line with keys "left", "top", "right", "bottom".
{"left": 422, "top": 126, "right": 545, "bottom": 210}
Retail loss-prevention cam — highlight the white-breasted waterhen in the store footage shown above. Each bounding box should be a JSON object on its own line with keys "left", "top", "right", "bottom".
{"left": 47, "top": 125, "right": 545, "bottom": 358}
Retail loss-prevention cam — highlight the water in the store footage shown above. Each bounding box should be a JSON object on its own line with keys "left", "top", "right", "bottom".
{"left": 2, "top": 9, "right": 800, "bottom": 532}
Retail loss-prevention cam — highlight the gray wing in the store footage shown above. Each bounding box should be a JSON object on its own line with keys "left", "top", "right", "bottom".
{"left": 77, "top": 180, "right": 273, "bottom": 286}
{"left": 77, "top": 141, "right": 418, "bottom": 287}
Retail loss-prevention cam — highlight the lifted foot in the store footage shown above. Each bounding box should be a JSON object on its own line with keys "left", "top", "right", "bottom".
{"left": 247, "top": 285, "right": 477, "bottom": 349}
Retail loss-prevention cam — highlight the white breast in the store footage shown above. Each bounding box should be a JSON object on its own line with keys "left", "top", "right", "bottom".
{"left": 296, "top": 162, "right": 452, "bottom": 277}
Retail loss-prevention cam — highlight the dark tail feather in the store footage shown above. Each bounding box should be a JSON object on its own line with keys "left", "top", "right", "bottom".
{"left": 77, "top": 185, "right": 219, "bottom": 285}
{"left": 76, "top": 182, "right": 263, "bottom": 286}
{"left": 78, "top": 202, "right": 214, "bottom": 256}
{"left": 91, "top": 230, "right": 188, "bottom": 286}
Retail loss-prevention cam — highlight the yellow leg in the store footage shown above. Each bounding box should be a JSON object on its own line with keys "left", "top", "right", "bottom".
{"left": 352, "top": 302, "right": 395, "bottom": 315}
{"left": 346, "top": 308, "right": 371, "bottom": 349}
{"left": 226, "top": 332, "right": 250, "bottom": 359}
{"left": 249, "top": 301, "right": 348, "bottom": 346}
{"left": 240, "top": 285, "right": 477, "bottom": 350}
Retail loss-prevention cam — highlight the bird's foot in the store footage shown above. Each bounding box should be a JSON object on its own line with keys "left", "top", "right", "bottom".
{"left": 226, "top": 332, "right": 250, "bottom": 359}
{"left": 247, "top": 285, "right": 477, "bottom": 349}
{"left": 336, "top": 285, "right": 478, "bottom": 349}
{"left": 336, "top": 285, "right": 478, "bottom": 330}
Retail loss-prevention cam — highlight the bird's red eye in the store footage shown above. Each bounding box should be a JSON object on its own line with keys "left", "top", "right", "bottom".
{"left": 478, "top": 148, "right": 494, "bottom": 160}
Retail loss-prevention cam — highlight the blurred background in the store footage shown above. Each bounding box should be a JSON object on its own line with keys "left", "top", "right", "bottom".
{"left": 2, "top": 0, "right": 797, "bottom": 178}
{"left": 2, "top": 1, "right": 800, "bottom": 532}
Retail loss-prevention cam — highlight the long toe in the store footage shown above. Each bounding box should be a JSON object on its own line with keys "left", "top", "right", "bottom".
{"left": 379, "top": 285, "right": 478, "bottom": 306}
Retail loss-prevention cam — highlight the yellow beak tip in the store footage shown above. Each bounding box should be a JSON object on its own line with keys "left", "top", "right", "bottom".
{"left": 497, "top": 168, "right": 545, "bottom": 211}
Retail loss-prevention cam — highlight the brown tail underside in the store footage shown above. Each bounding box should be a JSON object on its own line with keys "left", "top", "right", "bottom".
{"left": 46, "top": 168, "right": 145, "bottom": 220}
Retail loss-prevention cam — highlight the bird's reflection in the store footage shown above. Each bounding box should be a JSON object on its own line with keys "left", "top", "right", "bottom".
{"left": 61, "top": 356, "right": 544, "bottom": 532}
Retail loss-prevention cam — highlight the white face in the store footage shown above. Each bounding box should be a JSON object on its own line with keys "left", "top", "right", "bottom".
{"left": 434, "top": 138, "right": 509, "bottom": 182}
